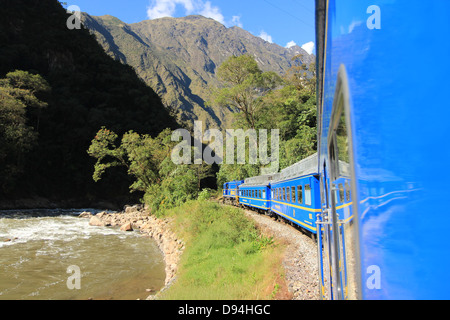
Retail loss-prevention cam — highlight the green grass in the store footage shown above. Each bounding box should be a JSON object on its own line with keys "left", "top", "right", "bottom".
{"left": 158, "top": 200, "right": 286, "bottom": 300}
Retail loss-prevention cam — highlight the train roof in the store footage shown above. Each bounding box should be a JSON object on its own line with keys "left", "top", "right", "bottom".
{"left": 240, "top": 174, "right": 277, "bottom": 187}
{"left": 273, "top": 153, "right": 319, "bottom": 183}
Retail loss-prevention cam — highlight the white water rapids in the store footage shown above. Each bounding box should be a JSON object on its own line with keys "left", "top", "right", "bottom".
{"left": 0, "top": 209, "right": 165, "bottom": 300}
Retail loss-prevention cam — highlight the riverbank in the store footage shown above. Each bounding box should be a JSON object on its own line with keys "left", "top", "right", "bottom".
{"left": 79, "top": 205, "right": 184, "bottom": 299}
{"left": 80, "top": 200, "right": 319, "bottom": 300}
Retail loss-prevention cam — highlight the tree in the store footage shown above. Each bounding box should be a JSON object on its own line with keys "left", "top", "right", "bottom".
{"left": 214, "top": 55, "right": 282, "bottom": 129}
{"left": 87, "top": 127, "right": 173, "bottom": 193}
{"left": 87, "top": 128, "right": 200, "bottom": 214}
{"left": 0, "top": 70, "right": 50, "bottom": 192}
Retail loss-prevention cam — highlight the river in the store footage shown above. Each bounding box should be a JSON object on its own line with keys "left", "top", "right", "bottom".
{"left": 0, "top": 209, "right": 166, "bottom": 300}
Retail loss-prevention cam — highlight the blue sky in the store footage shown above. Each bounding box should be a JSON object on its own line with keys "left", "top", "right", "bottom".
{"left": 66, "top": 0, "right": 315, "bottom": 53}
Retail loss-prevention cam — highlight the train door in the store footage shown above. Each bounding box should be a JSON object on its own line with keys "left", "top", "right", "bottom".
{"left": 320, "top": 65, "right": 362, "bottom": 300}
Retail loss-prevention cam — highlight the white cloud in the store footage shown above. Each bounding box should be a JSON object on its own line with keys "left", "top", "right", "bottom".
{"left": 147, "top": 0, "right": 226, "bottom": 25}
{"left": 286, "top": 40, "right": 297, "bottom": 48}
{"left": 301, "top": 41, "right": 315, "bottom": 55}
{"left": 259, "top": 31, "right": 273, "bottom": 43}
{"left": 147, "top": 0, "right": 196, "bottom": 19}
{"left": 199, "top": 1, "right": 224, "bottom": 24}
{"left": 348, "top": 21, "right": 363, "bottom": 33}
{"left": 231, "top": 15, "right": 243, "bottom": 28}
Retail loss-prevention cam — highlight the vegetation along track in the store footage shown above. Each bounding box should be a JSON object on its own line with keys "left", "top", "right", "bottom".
{"left": 223, "top": 202, "right": 320, "bottom": 300}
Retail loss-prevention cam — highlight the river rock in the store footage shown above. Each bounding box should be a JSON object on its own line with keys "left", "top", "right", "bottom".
{"left": 89, "top": 216, "right": 105, "bottom": 227}
{"left": 78, "top": 211, "right": 92, "bottom": 218}
{"left": 96, "top": 211, "right": 107, "bottom": 218}
{"left": 120, "top": 222, "right": 133, "bottom": 232}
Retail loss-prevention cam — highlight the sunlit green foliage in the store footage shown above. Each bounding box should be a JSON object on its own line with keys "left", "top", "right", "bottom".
{"left": 88, "top": 128, "right": 201, "bottom": 213}
{"left": 214, "top": 54, "right": 282, "bottom": 129}
{"left": 159, "top": 201, "right": 283, "bottom": 300}
{"left": 0, "top": 71, "right": 50, "bottom": 192}
{"left": 214, "top": 54, "right": 317, "bottom": 184}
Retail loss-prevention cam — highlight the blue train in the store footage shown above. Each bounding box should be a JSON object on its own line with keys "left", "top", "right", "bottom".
{"left": 222, "top": 154, "right": 328, "bottom": 237}
{"left": 223, "top": 0, "right": 450, "bottom": 300}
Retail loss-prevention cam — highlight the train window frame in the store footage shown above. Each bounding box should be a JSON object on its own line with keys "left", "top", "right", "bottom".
{"left": 305, "top": 184, "right": 312, "bottom": 206}
{"left": 286, "top": 187, "right": 290, "bottom": 202}
{"left": 292, "top": 186, "right": 296, "bottom": 203}
{"left": 345, "top": 182, "right": 351, "bottom": 202}
{"left": 325, "top": 64, "right": 362, "bottom": 300}
{"left": 339, "top": 183, "right": 345, "bottom": 203}
{"left": 298, "top": 185, "right": 303, "bottom": 204}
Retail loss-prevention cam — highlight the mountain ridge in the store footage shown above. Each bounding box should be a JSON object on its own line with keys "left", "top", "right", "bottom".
{"left": 81, "top": 13, "right": 314, "bottom": 129}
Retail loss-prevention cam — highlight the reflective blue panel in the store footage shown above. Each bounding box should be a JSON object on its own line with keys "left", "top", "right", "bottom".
{"left": 322, "top": 0, "right": 450, "bottom": 299}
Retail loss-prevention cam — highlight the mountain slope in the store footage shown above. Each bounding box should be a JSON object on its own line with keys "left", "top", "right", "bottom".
{"left": 0, "top": 0, "right": 178, "bottom": 205}
{"left": 81, "top": 14, "right": 314, "bottom": 129}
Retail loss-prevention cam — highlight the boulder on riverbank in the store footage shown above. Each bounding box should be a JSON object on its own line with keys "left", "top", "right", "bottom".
{"left": 120, "top": 222, "right": 133, "bottom": 232}
{"left": 89, "top": 215, "right": 105, "bottom": 227}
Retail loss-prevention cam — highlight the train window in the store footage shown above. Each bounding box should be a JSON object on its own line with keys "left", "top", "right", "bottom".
{"left": 345, "top": 182, "right": 351, "bottom": 202}
{"left": 286, "top": 187, "right": 290, "bottom": 202}
{"left": 281, "top": 187, "right": 284, "bottom": 201}
{"left": 292, "top": 187, "right": 296, "bottom": 203}
{"left": 298, "top": 185, "right": 303, "bottom": 204}
{"left": 339, "top": 184, "right": 345, "bottom": 203}
{"left": 259, "top": 190, "right": 262, "bottom": 198}
{"left": 305, "top": 184, "right": 312, "bottom": 206}
{"left": 263, "top": 189, "right": 266, "bottom": 199}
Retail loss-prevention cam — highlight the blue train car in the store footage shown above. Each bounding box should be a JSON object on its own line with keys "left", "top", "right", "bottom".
{"left": 223, "top": 180, "right": 244, "bottom": 205}
{"left": 315, "top": 0, "right": 450, "bottom": 300}
{"left": 270, "top": 154, "right": 321, "bottom": 234}
{"left": 238, "top": 175, "right": 273, "bottom": 212}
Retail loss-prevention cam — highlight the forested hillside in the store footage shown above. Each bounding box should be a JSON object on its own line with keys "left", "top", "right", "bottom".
{"left": 0, "top": 0, "right": 178, "bottom": 207}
